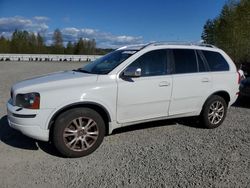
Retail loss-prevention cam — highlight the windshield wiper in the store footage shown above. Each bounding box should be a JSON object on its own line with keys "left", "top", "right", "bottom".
{"left": 73, "top": 69, "right": 92, "bottom": 74}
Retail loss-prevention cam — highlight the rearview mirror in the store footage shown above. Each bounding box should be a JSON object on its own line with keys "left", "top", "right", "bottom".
{"left": 123, "top": 67, "right": 141, "bottom": 77}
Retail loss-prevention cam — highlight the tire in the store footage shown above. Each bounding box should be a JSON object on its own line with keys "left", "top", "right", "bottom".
{"left": 200, "top": 95, "right": 227, "bottom": 129}
{"left": 53, "top": 108, "right": 105, "bottom": 158}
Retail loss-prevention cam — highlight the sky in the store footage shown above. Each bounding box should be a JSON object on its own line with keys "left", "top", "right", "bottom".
{"left": 0, "top": 0, "right": 227, "bottom": 48}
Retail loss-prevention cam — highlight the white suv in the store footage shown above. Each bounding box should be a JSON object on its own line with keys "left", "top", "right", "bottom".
{"left": 7, "top": 43, "right": 239, "bottom": 157}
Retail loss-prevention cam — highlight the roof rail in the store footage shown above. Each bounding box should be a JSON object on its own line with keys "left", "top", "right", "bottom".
{"left": 197, "top": 43, "right": 217, "bottom": 48}
{"left": 117, "top": 42, "right": 217, "bottom": 51}
{"left": 117, "top": 43, "right": 149, "bottom": 50}
{"left": 152, "top": 41, "right": 194, "bottom": 46}
{"left": 140, "top": 42, "right": 155, "bottom": 50}
{"left": 144, "top": 41, "right": 217, "bottom": 48}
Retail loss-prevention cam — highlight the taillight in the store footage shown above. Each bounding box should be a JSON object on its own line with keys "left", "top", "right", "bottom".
{"left": 237, "top": 71, "right": 241, "bottom": 84}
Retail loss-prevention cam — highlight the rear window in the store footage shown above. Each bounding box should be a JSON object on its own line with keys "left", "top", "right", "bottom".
{"left": 173, "top": 49, "right": 198, "bottom": 74}
{"left": 202, "top": 50, "right": 229, "bottom": 71}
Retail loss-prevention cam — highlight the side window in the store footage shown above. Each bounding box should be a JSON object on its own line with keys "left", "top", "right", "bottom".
{"left": 127, "top": 50, "right": 168, "bottom": 77}
{"left": 196, "top": 51, "right": 207, "bottom": 72}
{"left": 173, "top": 49, "right": 198, "bottom": 74}
{"left": 202, "top": 50, "right": 229, "bottom": 71}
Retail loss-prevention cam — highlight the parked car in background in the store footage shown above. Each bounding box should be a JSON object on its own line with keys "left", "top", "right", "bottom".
{"left": 241, "top": 62, "right": 250, "bottom": 77}
{"left": 240, "top": 77, "right": 250, "bottom": 98}
{"left": 7, "top": 42, "right": 239, "bottom": 158}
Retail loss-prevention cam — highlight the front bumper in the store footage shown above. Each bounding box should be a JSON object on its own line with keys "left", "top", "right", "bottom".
{"left": 7, "top": 100, "right": 53, "bottom": 141}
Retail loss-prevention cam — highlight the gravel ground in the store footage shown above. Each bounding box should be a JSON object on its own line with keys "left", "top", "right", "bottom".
{"left": 0, "top": 61, "right": 250, "bottom": 188}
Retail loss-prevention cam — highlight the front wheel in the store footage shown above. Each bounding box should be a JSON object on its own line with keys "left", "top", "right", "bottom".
{"left": 53, "top": 108, "right": 105, "bottom": 158}
{"left": 200, "top": 95, "right": 227, "bottom": 129}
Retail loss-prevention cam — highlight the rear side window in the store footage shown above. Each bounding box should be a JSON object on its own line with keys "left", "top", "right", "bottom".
{"left": 173, "top": 49, "right": 198, "bottom": 74}
{"left": 202, "top": 50, "right": 229, "bottom": 71}
{"left": 196, "top": 51, "right": 207, "bottom": 72}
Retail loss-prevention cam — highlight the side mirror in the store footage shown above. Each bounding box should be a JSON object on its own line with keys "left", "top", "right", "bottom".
{"left": 123, "top": 67, "right": 141, "bottom": 77}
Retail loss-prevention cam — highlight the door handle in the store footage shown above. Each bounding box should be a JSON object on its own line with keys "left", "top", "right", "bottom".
{"left": 201, "top": 78, "right": 210, "bottom": 83}
{"left": 159, "top": 81, "right": 170, "bottom": 87}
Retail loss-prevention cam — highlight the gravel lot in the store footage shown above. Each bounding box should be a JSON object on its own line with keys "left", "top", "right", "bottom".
{"left": 0, "top": 61, "right": 250, "bottom": 187}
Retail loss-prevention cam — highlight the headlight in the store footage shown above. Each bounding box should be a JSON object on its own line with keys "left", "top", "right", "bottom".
{"left": 16, "top": 92, "right": 40, "bottom": 109}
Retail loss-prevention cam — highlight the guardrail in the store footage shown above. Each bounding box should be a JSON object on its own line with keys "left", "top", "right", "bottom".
{"left": 0, "top": 54, "right": 102, "bottom": 62}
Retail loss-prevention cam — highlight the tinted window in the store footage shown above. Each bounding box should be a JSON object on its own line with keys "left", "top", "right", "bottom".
{"left": 80, "top": 50, "right": 137, "bottom": 74}
{"left": 202, "top": 50, "right": 229, "bottom": 71}
{"left": 173, "top": 49, "right": 198, "bottom": 74}
{"left": 127, "top": 50, "right": 168, "bottom": 77}
{"left": 197, "top": 51, "right": 207, "bottom": 72}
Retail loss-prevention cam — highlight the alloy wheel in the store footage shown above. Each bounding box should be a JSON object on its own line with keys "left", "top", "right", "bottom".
{"left": 63, "top": 117, "right": 99, "bottom": 151}
{"left": 208, "top": 101, "right": 225, "bottom": 125}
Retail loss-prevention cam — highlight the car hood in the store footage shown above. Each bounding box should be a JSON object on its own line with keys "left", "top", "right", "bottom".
{"left": 12, "top": 70, "right": 98, "bottom": 93}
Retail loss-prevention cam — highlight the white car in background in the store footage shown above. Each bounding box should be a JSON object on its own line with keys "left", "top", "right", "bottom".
{"left": 7, "top": 42, "right": 239, "bottom": 157}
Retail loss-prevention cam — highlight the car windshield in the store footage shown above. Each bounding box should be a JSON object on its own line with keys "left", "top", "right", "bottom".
{"left": 77, "top": 50, "right": 138, "bottom": 74}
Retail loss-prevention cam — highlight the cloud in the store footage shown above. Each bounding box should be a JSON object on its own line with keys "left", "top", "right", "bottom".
{"left": 0, "top": 16, "right": 143, "bottom": 48}
{"left": 61, "top": 27, "right": 143, "bottom": 48}
{"left": 0, "top": 16, "right": 49, "bottom": 34}
{"left": 33, "top": 16, "right": 50, "bottom": 22}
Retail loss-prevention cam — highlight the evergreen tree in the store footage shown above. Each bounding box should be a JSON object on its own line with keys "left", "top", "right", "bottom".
{"left": 65, "top": 41, "right": 74, "bottom": 54}
{"left": 75, "top": 38, "right": 85, "bottom": 54}
{"left": 0, "top": 36, "right": 10, "bottom": 53}
{"left": 0, "top": 29, "right": 101, "bottom": 55}
{"left": 10, "top": 30, "right": 21, "bottom": 53}
{"left": 28, "top": 33, "right": 37, "bottom": 54}
{"left": 202, "top": 0, "right": 250, "bottom": 65}
{"left": 37, "top": 33, "right": 45, "bottom": 53}
{"left": 52, "top": 29, "right": 64, "bottom": 54}
{"left": 201, "top": 19, "right": 216, "bottom": 44}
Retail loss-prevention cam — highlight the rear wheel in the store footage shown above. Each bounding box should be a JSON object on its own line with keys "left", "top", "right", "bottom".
{"left": 53, "top": 108, "right": 105, "bottom": 158}
{"left": 200, "top": 95, "right": 227, "bottom": 129}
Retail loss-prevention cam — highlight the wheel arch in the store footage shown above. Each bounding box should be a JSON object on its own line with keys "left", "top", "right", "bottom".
{"left": 209, "top": 90, "right": 230, "bottom": 106}
{"left": 202, "top": 90, "right": 231, "bottom": 111}
{"left": 47, "top": 102, "right": 112, "bottom": 136}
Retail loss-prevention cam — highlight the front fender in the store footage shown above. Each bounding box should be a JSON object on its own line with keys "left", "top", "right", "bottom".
{"left": 44, "top": 98, "right": 115, "bottom": 130}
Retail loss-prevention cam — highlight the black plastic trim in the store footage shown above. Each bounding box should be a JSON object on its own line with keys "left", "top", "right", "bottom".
{"left": 12, "top": 113, "right": 36, "bottom": 118}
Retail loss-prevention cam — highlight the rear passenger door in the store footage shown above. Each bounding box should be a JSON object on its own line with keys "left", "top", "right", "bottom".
{"left": 201, "top": 50, "right": 231, "bottom": 96}
{"left": 169, "top": 49, "right": 212, "bottom": 116}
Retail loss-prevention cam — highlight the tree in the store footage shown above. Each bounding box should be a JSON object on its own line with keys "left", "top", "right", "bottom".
{"left": 201, "top": 0, "right": 250, "bottom": 66}
{"left": 87, "top": 39, "right": 96, "bottom": 55}
{"left": 52, "top": 29, "right": 64, "bottom": 54}
{"left": 10, "top": 30, "right": 21, "bottom": 53}
{"left": 28, "top": 33, "right": 37, "bottom": 53}
{"left": 0, "top": 29, "right": 101, "bottom": 55}
{"left": 75, "top": 38, "right": 85, "bottom": 54}
{"left": 65, "top": 41, "right": 74, "bottom": 54}
{"left": 0, "top": 36, "right": 10, "bottom": 53}
{"left": 201, "top": 19, "right": 216, "bottom": 44}
{"left": 37, "top": 33, "right": 45, "bottom": 53}
{"left": 234, "top": 0, "right": 250, "bottom": 63}
{"left": 73, "top": 38, "right": 97, "bottom": 55}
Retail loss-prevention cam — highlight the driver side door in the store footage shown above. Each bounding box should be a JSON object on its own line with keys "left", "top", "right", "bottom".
{"left": 116, "top": 49, "right": 173, "bottom": 123}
